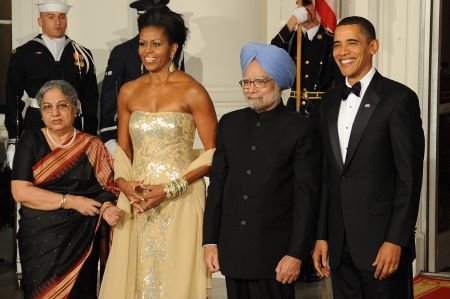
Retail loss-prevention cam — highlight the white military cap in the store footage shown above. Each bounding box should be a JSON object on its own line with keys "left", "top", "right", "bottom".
{"left": 37, "top": 0, "right": 72, "bottom": 13}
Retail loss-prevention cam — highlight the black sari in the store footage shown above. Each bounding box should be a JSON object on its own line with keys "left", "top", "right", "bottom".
{"left": 12, "top": 129, "right": 118, "bottom": 299}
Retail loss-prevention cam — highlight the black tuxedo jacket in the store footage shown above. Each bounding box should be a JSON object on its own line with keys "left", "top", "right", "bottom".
{"left": 317, "top": 71, "right": 425, "bottom": 271}
{"left": 203, "top": 103, "right": 322, "bottom": 279}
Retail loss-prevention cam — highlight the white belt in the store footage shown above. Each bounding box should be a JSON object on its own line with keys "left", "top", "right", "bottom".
{"left": 29, "top": 97, "right": 40, "bottom": 109}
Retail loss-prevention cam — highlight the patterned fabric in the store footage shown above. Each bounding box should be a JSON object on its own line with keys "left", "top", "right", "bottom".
{"left": 33, "top": 203, "right": 112, "bottom": 299}
{"left": 99, "top": 112, "right": 215, "bottom": 299}
{"left": 414, "top": 275, "right": 450, "bottom": 298}
{"left": 13, "top": 130, "right": 117, "bottom": 299}
{"left": 33, "top": 132, "right": 118, "bottom": 196}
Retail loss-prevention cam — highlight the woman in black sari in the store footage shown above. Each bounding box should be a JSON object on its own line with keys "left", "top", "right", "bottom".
{"left": 11, "top": 80, "right": 123, "bottom": 299}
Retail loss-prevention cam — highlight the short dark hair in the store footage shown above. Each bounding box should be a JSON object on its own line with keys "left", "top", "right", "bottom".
{"left": 138, "top": 6, "right": 188, "bottom": 59}
{"left": 337, "top": 16, "right": 376, "bottom": 41}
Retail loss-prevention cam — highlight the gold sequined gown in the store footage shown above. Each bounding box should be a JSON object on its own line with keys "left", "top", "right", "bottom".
{"left": 99, "top": 112, "right": 210, "bottom": 299}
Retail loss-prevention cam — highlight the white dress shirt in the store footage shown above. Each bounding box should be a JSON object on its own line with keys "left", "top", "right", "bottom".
{"left": 42, "top": 34, "right": 66, "bottom": 61}
{"left": 337, "top": 67, "right": 376, "bottom": 162}
{"left": 302, "top": 24, "right": 320, "bottom": 41}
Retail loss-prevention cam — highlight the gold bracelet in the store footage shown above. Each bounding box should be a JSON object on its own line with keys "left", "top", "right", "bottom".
{"left": 60, "top": 194, "right": 67, "bottom": 209}
{"left": 163, "top": 177, "right": 189, "bottom": 200}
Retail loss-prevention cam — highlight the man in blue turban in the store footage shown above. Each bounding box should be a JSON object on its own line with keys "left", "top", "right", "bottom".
{"left": 203, "top": 43, "right": 322, "bottom": 299}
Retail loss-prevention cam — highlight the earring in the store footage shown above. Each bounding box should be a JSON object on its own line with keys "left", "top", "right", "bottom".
{"left": 168, "top": 56, "right": 175, "bottom": 73}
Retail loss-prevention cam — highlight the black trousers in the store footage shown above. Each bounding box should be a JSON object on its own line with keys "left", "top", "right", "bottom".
{"left": 225, "top": 276, "right": 294, "bottom": 299}
{"left": 331, "top": 242, "right": 414, "bottom": 299}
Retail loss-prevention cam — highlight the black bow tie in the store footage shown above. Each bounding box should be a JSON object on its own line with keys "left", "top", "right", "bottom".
{"left": 341, "top": 82, "right": 361, "bottom": 100}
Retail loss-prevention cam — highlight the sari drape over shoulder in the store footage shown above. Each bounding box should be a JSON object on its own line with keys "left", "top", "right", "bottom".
{"left": 12, "top": 130, "right": 118, "bottom": 299}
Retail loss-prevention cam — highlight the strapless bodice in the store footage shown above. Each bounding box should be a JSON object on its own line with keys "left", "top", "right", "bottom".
{"left": 129, "top": 111, "right": 195, "bottom": 183}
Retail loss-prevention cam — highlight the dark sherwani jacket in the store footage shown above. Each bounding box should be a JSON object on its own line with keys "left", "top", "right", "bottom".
{"left": 203, "top": 103, "right": 322, "bottom": 279}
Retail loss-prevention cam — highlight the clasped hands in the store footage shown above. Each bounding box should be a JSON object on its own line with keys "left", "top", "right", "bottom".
{"left": 312, "top": 240, "right": 402, "bottom": 280}
{"left": 62, "top": 194, "right": 124, "bottom": 227}
{"left": 117, "top": 178, "right": 167, "bottom": 213}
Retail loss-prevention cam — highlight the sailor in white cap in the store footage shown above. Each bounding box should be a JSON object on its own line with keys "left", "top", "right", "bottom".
{"left": 36, "top": 0, "right": 71, "bottom": 14}
{"left": 5, "top": 0, "right": 99, "bottom": 169}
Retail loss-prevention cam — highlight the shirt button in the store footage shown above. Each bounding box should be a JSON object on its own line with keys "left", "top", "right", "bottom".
{"left": 251, "top": 146, "right": 256, "bottom": 151}
{"left": 320, "top": 61, "right": 323, "bottom": 64}
{"left": 341, "top": 175, "right": 347, "bottom": 181}
{"left": 241, "top": 220, "right": 247, "bottom": 226}
{"left": 246, "top": 170, "right": 252, "bottom": 175}
{"left": 243, "top": 195, "right": 248, "bottom": 200}
{"left": 305, "top": 60, "right": 310, "bottom": 64}
{"left": 256, "top": 122, "right": 261, "bottom": 127}
{"left": 305, "top": 74, "right": 309, "bottom": 78}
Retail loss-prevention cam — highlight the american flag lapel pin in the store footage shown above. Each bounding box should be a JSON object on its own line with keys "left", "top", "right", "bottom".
{"left": 364, "top": 103, "right": 371, "bottom": 108}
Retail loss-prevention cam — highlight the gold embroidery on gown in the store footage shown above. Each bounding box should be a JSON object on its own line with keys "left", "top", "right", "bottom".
{"left": 131, "top": 112, "right": 195, "bottom": 299}
{"left": 99, "top": 112, "right": 210, "bottom": 299}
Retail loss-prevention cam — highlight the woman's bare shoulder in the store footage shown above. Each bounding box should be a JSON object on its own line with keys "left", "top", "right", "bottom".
{"left": 118, "top": 76, "right": 149, "bottom": 105}
{"left": 121, "top": 76, "right": 147, "bottom": 95}
{"left": 173, "top": 72, "right": 209, "bottom": 99}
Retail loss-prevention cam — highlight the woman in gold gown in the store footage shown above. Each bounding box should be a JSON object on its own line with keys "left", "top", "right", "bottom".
{"left": 99, "top": 6, "right": 217, "bottom": 299}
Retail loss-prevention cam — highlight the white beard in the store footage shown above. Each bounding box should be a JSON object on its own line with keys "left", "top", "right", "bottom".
{"left": 247, "top": 89, "right": 281, "bottom": 112}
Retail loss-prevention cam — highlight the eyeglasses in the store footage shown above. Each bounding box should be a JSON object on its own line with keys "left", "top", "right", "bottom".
{"left": 40, "top": 101, "right": 72, "bottom": 113}
{"left": 239, "top": 78, "right": 272, "bottom": 89}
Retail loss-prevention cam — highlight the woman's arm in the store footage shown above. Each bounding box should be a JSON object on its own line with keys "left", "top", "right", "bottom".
{"left": 12, "top": 180, "right": 65, "bottom": 210}
{"left": 12, "top": 180, "right": 102, "bottom": 216}
{"left": 184, "top": 81, "right": 217, "bottom": 182}
{"left": 139, "top": 83, "right": 218, "bottom": 211}
{"left": 117, "top": 83, "right": 134, "bottom": 161}
{"left": 114, "top": 82, "right": 147, "bottom": 212}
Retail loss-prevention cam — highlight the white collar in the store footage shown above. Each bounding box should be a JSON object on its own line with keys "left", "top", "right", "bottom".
{"left": 302, "top": 24, "right": 320, "bottom": 41}
{"left": 41, "top": 34, "right": 66, "bottom": 44}
{"left": 345, "top": 67, "right": 376, "bottom": 98}
{"left": 41, "top": 34, "right": 66, "bottom": 61}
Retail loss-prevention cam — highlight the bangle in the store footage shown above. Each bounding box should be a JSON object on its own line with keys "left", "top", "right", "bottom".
{"left": 60, "top": 194, "right": 67, "bottom": 209}
{"left": 163, "top": 177, "right": 188, "bottom": 200}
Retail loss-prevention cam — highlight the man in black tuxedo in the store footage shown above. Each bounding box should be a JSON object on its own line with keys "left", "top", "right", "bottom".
{"left": 203, "top": 43, "right": 321, "bottom": 299}
{"left": 312, "top": 16, "right": 424, "bottom": 299}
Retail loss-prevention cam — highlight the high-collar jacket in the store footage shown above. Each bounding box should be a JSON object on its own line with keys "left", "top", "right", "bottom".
{"left": 203, "top": 103, "right": 322, "bottom": 279}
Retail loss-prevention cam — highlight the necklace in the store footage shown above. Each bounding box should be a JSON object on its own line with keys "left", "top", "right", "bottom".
{"left": 46, "top": 127, "right": 77, "bottom": 148}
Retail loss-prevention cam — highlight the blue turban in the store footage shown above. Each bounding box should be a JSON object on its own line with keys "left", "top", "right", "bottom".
{"left": 240, "top": 43, "right": 296, "bottom": 90}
